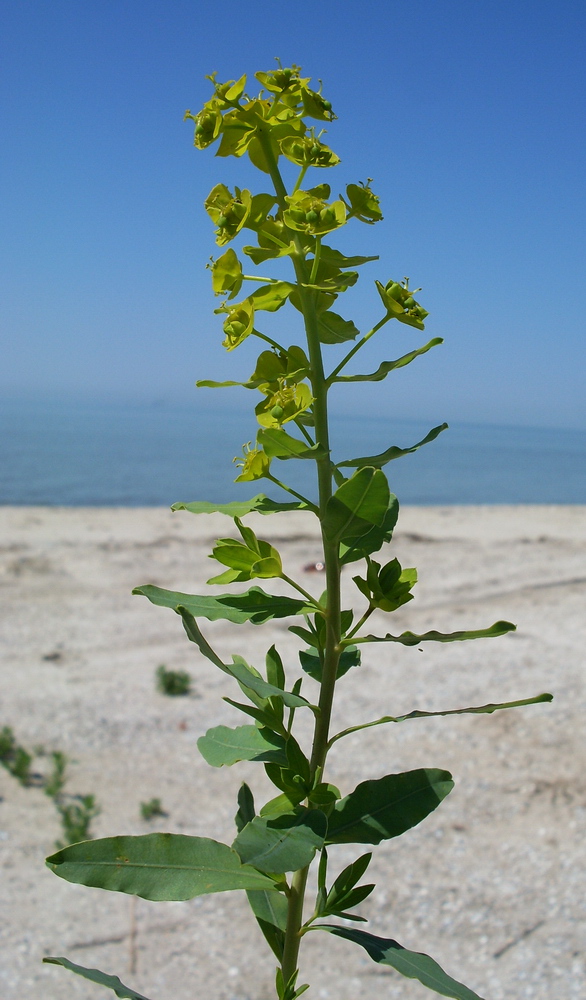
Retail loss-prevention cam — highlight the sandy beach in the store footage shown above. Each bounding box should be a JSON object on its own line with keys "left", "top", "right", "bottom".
{"left": 1, "top": 504, "right": 585, "bottom": 1000}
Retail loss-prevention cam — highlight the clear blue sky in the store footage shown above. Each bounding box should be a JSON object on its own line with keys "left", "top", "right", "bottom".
{"left": 1, "top": 0, "right": 584, "bottom": 429}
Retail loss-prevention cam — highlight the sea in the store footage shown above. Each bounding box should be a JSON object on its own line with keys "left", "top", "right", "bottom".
{"left": 1, "top": 394, "right": 585, "bottom": 506}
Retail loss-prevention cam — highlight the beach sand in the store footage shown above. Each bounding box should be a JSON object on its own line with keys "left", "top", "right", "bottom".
{"left": 1, "top": 504, "right": 585, "bottom": 1000}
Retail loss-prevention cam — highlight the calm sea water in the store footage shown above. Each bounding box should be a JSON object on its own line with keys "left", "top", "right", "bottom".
{"left": 1, "top": 394, "right": 585, "bottom": 506}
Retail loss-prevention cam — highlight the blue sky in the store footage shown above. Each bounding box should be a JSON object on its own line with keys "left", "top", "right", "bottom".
{"left": 1, "top": 0, "right": 584, "bottom": 429}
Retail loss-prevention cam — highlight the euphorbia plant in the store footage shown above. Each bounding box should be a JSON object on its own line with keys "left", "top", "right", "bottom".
{"left": 43, "top": 64, "right": 552, "bottom": 1000}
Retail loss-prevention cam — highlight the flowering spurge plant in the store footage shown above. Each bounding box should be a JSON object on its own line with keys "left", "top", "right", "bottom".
{"left": 44, "top": 64, "right": 552, "bottom": 1000}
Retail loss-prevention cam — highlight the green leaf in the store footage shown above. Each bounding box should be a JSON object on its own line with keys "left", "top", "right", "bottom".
{"left": 300, "top": 645, "right": 360, "bottom": 682}
{"left": 323, "top": 468, "right": 390, "bottom": 543}
{"left": 326, "top": 768, "right": 453, "bottom": 845}
{"left": 197, "top": 725, "right": 288, "bottom": 767}
{"left": 46, "top": 833, "right": 277, "bottom": 899}
{"left": 258, "top": 427, "right": 327, "bottom": 461}
{"left": 133, "top": 584, "right": 312, "bottom": 624}
{"left": 246, "top": 888, "right": 288, "bottom": 960}
{"left": 266, "top": 645, "right": 286, "bottom": 689}
{"left": 322, "top": 852, "right": 373, "bottom": 917}
{"left": 250, "top": 281, "right": 295, "bottom": 312}
{"left": 43, "top": 957, "right": 153, "bottom": 1000}
{"left": 334, "top": 338, "right": 444, "bottom": 382}
{"left": 338, "top": 423, "right": 448, "bottom": 469}
{"left": 235, "top": 783, "right": 256, "bottom": 832}
{"left": 329, "top": 693, "right": 554, "bottom": 746}
{"left": 171, "top": 496, "right": 312, "bottom": 515}
{"left": 354, "top": 620, "right": 517, "bottom": 646}
{"left": 339, "top": 496, "right": 399, "bottom": 565}
{"left": 314, "top": 926, "right": 486, "bottom": 1000}
{"left": 233, "top": 809, "right": 327, "bottom": 873}
{"left": 318, "top": 310, "right": 360, "bottom": 344}
{"left": 319, "top": 245, "right": 379, "bottom": 268}
{"left": 228, "top": 654, "right": 318, "bottom": 712}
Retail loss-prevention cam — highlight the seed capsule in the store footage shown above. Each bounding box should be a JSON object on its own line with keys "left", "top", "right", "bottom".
{"left": 217, "top": 214, "right": 228, "bottom": 228}
{"left": 306, "top": 210, "right": 319, "bottom": 223}
{"left": 271, "top": 404, "right": 284, "bottom": 419}
{"left": 404, "top": 296, "right": 416, "bottom": 308}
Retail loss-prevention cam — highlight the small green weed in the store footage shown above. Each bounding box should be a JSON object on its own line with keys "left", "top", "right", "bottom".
{"left": 140, "top": 798, "right": 167, "bottom": 820}
{"left": 55, "top": 795, "right": 100, "bottom": 850}
{"left": 0, "top": 725, "right": 33, "bottom": 786}
{"left": 155, "top": 664, "right": 191, "bottom": 696}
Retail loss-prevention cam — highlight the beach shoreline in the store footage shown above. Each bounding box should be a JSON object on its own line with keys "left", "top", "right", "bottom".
{"left": 1, "top": 505, "right": 585, "bottom": 999}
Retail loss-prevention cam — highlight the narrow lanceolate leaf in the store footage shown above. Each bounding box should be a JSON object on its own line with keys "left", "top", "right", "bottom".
{"left": 47, "top": 834, "right": 277, "bottom": 900}
{"left": 333, "top": 338, "right": 444, "bottom": 382}
{"left": 246, "top": 888, "right": 289, "bottom": 960}
{"left": 43, "top": 957, "right": 153, "bottom": 1000}
{"left": 233, "top": 809, "right": 327, "bottom": 873}
{"left": 326, "top": 769, "right": 453, "bottom": 845}
{"left": 337, "top": 423, "right": 448, "bottom": 468}
{"left": 133, "top": 584, "right": 312, "bottom": 624}
{"left": 198, "top": 724, "right": 288, "bottom": 767}
{"left": 329, "top": 693, "right": 554, "bottom": 746}
{"left": 314, "top": 926, "right": 486, "bottom": 1000}
{"left": 171, "top": 496, "right": 313, "bottom": 516}
{"left": 353, "top": 621, "right": 517, "bottom": 645}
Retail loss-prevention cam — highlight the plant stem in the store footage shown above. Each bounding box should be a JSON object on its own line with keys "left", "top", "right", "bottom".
{"left": 327, "top": 314, "right": 392, "bottom": 382}
{"left": 256, "top": 119, "right": 343, "bottom": 989}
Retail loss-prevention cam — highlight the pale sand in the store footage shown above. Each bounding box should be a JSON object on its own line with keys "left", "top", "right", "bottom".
{"left": 1, "top": 505, "right": 585, "bottom": 1000}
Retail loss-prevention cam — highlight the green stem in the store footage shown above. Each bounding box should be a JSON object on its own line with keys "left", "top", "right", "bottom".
{"left": 327, "top": 313, "right": 392, "bottom": 382}
{"left": 266, "top": 472, "right": 316, "bottom": 510}
{"left": 344, "top": 604, "right": 375, "bottom": 642}
{"left": 256, "top": 119, "right": 343, "bottom": 989}
{"left": 280, "top": 573, "right": 325, "bottom": 612}
{"left": 293, "top": 419, "right": 316, "bottom": 447}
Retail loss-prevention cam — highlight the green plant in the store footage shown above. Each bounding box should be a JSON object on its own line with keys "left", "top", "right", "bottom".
{"left": 0, "top": 725, "right": 33, "bottom": 786}
{"left": 1, "top": 728, "right": 99, "bottom": 847}
{"left": 43, "top": 64, "right": 552, "bottom": 1000}
{"left": 140, "top": 797, "right": 167, "bottom": 820}
{"left": 155, "top": 663, "right": 192, "bottom": 696}
{"left": 44, "top": 750, "right": 68, "bottom": 799}
{"left": 54, "top": 794, "right": 100, "bottom": 850}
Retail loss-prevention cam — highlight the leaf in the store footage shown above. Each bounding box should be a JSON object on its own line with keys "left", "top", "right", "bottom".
{"left": 318, "top": 310, "right": 360, "bottom": 344}
{"left": 46, "top": 833, "right": 277, "bottom": 899}
{"left": 250, "top": 281, "right": 295, "bottom": 312}
{"left": 43, "top": 957, "right": 153, "bottom": 1000}
{"left": 338, "top": 424, "right": 448, "bottom": 469}
{"left": 314, "top": 926, "right": 486, "bottom": 1000}
{"left": 175, "top": 610, "right": 318, "bottom": 712}
{"left": 323, "top": 468, "right": 390, "bottom": 543}
{"left": 133, "top": 584, "right": 312, "bottom": 624}
{"left": 329, "top": 693, "right": 554, "bottom": 746}
{"left": 228, "top": 654, "right": 318, "bottom": 712}
{"left": 171, "top": 496, "right": 312, "bottom": 516}
{"left": 258, "top": 427, "right": 327, "bottom": 461}
{"left": 319, "top": 245, "right": 379, "bottom": 268}
{"left": 246, "top": 888, "right": 289, "bottom": 960}
{"left": 300, "top": 645, "right": 360, "bottom": 682}
{"left": 322, "top": 852, "right": 374, "bottom": 917}
{"left": 198, "top": 725, "right": 288, "bottom": 767}
{"left": 334, "top": 338, "right": 444, "bottom": 382}
{"left": 354, "top": 620, "right": 517, "bottom": 646}
{"left": 339, "top": 496, "right": 399, "bottom": 565}
{"left": 235, "top": 783, "right": 256, "bottom": 832}
{"left": 233, "top": 809, "right": 327, "bottom": 873}
{"left": 326, "top": 769, "right": 453, "bottom": 845}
